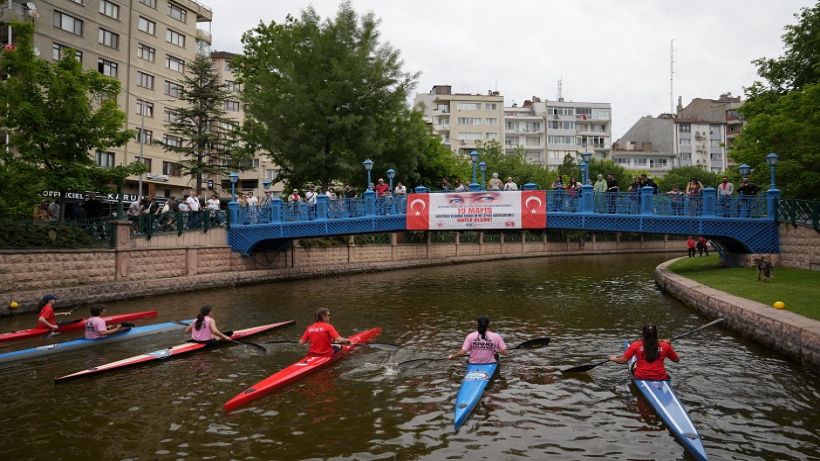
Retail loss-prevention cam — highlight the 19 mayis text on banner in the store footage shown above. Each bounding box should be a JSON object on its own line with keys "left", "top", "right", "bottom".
{"left": 406, "top": 191, "right": 546, "bottom": 230}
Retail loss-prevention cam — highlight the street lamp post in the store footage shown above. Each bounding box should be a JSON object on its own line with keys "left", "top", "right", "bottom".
{"left": 131, "top": 93, "right": 175, "bottom": 198}
{"left": 478, "top": 161, "right": 487, "bottom": 190}
{"left": 362, "top": 159, "right": 374, "bottom": 190}
{"left": 738, "top": 163, "right": 751, "bottom": 178}
{"left": 229, "top": 171, "right": 239, "bottom": 202}
{"left": 580, "top": 149, "right": 592, "bottom": 185}
{"left": 766, "top": 152, "right": 779, "bottom": 190}
{"left": 386, "top": 168, "right": 396, "bottom": 191}
{"left": 469, "top": 150, "right": 479, "bottom": 185}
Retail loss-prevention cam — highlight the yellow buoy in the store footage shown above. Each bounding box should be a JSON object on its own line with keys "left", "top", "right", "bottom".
{"left": 773, "top": 301, "right": 785, "bottom": 309}
{"left": 9, "top": 300, "right": 19, "bottom": 309}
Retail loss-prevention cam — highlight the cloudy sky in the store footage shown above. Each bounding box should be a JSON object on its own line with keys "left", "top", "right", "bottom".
{"left": 205, "top": 0, "right": 814, "bottom": 138}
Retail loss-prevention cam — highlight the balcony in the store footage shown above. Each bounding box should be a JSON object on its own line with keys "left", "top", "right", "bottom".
{"left": 0, "top": 2, "right": 34, "bottom": 22}
{"left": 196, "top": 28, "right": 212, "bottom": 45}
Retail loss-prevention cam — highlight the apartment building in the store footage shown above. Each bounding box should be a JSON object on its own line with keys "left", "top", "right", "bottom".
{"left": 533, "top": 99, "right": 612, "bottom": 169}
{"left": 612, "top": 115, "right": 678, "bottom": 176}
{"left": 674, "top": 119, "right": 726, "bottom": 172}
{"left": 1, "top": 0, "right": 216, "bottom": 199}
{"left": 210, "top": 51, "right": 282, "bottom": 198}
{"left": 503, "top": 98, "right": 545, "bottom": 165}
{"left": 676, "top": 93, "right": 741, "bottom": 169}
{"left": 414, "top": 85, "right": 504, "bottom": 156}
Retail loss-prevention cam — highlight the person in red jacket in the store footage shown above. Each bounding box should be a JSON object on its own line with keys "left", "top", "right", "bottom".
{"left": 686, "top": 236, "right": 696, "bottom": 258}
{"left": 299, "top": 308, "right": 350, "bottom": 356}
{"left": 374, "top": 178, "right": 389, "bottom": 197}
{"left": 608, "top": 324, "right": 679, "bottom": 380}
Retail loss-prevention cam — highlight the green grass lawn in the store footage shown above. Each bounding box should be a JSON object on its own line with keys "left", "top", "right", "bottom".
{"left": 668, "top": 255, "right": 820, "bottom": 321}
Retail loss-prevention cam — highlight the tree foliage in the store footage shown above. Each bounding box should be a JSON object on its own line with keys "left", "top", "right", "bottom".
{"left": 157, "top": 53, "right": 246, "bottom": 193}
{"left": 235, "top": 3, "right": 435, "bottom": 190}
{"left": 732, "top": 2, "right": 820, "bottom": 199}
{"left": 655, "top": 166, "right": 721, "bottom": 191}
{"left": 0, "top": 22, "right": 135, "bottom": 220}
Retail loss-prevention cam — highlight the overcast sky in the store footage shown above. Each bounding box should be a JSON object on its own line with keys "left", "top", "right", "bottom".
{"left": 205, "top": 0, "right": 814, "bottom": 138}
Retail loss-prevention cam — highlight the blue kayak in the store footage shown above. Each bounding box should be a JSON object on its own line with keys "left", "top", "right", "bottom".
{"left": 625, "top": 340, "right": 708, "bottom": 461}
{"left": 453, "top": 362, "right": 498, "bottom": 431}
{"left": 0, "top": 321, "right": 189, "bottom": 364}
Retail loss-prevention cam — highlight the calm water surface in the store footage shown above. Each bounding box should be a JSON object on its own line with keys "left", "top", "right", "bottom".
{"left": 0, "top": 253, "right": 817, "bottom": 460}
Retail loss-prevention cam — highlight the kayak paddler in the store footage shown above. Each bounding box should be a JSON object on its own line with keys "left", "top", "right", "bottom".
{"left": 447, "top": 316, "right": 509, "bottom": 363}
{"left": 185, "top": 305, "right": 232, "bottom": 343}
{"left": 84, "top": 305, "right": 123, "bottom": 339}
{"left": 608, "top": 324, "right": 680, "bottom": 380}
{"left": 36, "top": 294, "right": 70, "bottom": 332}
{"left": 299, "top": 308, "right": 350, "bottom": 356}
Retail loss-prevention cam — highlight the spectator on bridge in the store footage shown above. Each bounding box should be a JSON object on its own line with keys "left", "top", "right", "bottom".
{"left": 454, "top": 178, "right": 466, "bottom": 192}
{"left": 289, "top": 189, "right": 302, "bottom": 202}
{"left": 737, "top": 178, "right": 759, "bottom": 196}
{"left": 325, "top": 187, "right": 338, "bottom": 200}
{"left": 305, "top": 187, "right": 316, "bottom": 203}
{"left": 488, "top": 173, "right": 502, "bottom": 190}
{"left": 127, "top": 198, "right": 143, "bottom": 231}
{"left": 394, "top": 182, "right": 407, "bottom": 195}
{"left": 260, "top": 189, "right": 273, "bottom": 207}
{"left": 687, "top": 236, "right": 697, "bottom": 257}
{"left": 178, "top": 195, "right": 190, "bottom": 213}
{"left": 640, "top": 173, "right": 659, "bottom": 194}
{"left": 667, "top": 186, "right": 685, "bottom": 215}
{"left": 593, "top": 174, "right": 607, "bottom": 212}
{"left": 697, "top": 236, "right": 709, "bottom": 256}
{"left": 606, "top": 173, "right": 620, "bottom": 213}
{"left": 628, "top": 177, "right": 642, "bottom": 193}
{"left": 344, "top": 185, "right": 356, "bottom": 199}
{"left": 717, "top": 176, "right": 734, "bottom": 217}
{"left": 207, "top": 193, "right": 223, "bottom": 226}
{"left": 374, "top": 178, "right": 389, "bottom": 197}
{"left": 504, "top": 177, "right": 518, "bottom": 191}
{"left": 441, "top": 177, "right": 452, "bottom": 191}
{"left": 187, "top": 192, "right": 202, "bottom": 228}
{"left": 686, "top": 178, "right": 703, "bottom": 216}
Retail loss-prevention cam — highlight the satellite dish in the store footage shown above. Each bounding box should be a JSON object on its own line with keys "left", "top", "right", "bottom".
{"left": 26, "top": 2, "right": 36, "bottom": 11}
{"left": 33, "top": 46, "right": 40, "bottom": 56}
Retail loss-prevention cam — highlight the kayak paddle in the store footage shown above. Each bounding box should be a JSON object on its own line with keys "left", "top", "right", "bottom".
{"left": 397, "top": 336, "right": 551, "bottom": 369}
{"left": 265, "top": 339, "right": 400, "bottom": 351}
{"left": 561, "top": 317, "right": 725, "bottom": 374}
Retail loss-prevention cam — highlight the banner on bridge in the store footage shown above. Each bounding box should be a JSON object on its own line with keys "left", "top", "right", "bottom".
{"left": 405, "top": 191, "right": 546, "bottom": 230}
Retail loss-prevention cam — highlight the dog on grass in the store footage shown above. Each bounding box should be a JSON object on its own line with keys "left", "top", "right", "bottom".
{"left": 753, "top": 257, "right": 774, "bottom": 283}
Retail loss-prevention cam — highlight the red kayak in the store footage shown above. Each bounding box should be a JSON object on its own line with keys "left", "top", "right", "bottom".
{"left": 224, "top": 327, "right": 381, "bottom": 412}
{"left": 0, "top": 310, "right": 158, "bottom": 343}
{"left": 54, "top": 320, "right": 294, "bottom": 383}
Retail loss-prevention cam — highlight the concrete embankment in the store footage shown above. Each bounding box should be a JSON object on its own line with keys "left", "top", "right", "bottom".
{"left": 1, "top": 230, "right": 681, "bottom": 315}
{"left": 655, "top": 257, "right": 820, "bottom": 368}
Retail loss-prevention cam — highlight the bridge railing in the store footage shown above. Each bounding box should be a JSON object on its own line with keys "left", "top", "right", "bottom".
{"left": 778, "top": 199, "right": 820, "bottom": 230}
{"left": 228, "top": 186, "right": 778, "bottom": 226}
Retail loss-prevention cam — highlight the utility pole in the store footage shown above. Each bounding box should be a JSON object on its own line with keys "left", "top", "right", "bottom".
{"left": 670, "top": 39, "right": 675, "bottom": 115}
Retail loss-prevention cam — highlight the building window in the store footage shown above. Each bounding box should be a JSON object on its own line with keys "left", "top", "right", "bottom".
{"left": 485, "top": 133, "right": 497, "bottom": 140}
{"left": 224, "top": 80, "right": 241, "bottom": 92}
{"left": 96, "top": 151, "right": 115, "bottom": 168}
{"left": 136, "top": 71, "right": 155, "bottom": 89}
{"left": 485, "top": 103, "right": 497, "bottom": 111}
{"left": 52, "top": 43, "right": 82, "bottom": 62}
{"left": 649, "top": 159, "right": 668, "bottom": 168}
{"left": 616, "top": 158, "right": 630, "bottom": 165}
{"left": 163, "top": 108, "right": 180, "bottom": 123}
{"left": 54, "top": 11, "right": 83, "bottom": 36}
{"left": 457, "top": 102, "right": 482, "bottom": 111}
{"left": 69, "top": 0, "right": 83, "bottom": 4}
{"left": 137, "top": 43, "right": 155, "bottom": 62}
{"left": 679, "top": 124, "right": 691, "bottom": 133}
{"left": 165, "top": 55, "right": 185, "bottom": 73}
{"left": 166, "top": 29, "right": 186, "bottom": 48}
{"left": 136, "top": 100, "right": 154, "bottom": 117}
{"left": 138, "top": 157, "right": 152, "bottom": 173}
{"left": 137, "top": 17, "right": 155, "bottom": 35}
{"left": 162, "top": 161, "right": 182, "bottom": 177}
{"left": 97, "top": 58, "right": 118, "bottom": 77}
{"left": 680, "top": 138, "right": 690, "bottom": 145}
{"left": 167, "top": 2, "right": 187, "bottom": 22}
{"left": 136, "top": 128, "right": 153, "bottom": 144}
{"left": 224, "top": 61, "right": 232, "bottom": 72}
{"left": 225, "top": 100, "right": 240, "bottom": 112}
{"left": 99, "top": 0, "right": 119, "bottom": 19}
{"left": 456, "top": 132, "right": 483, "bottom": 141}
{"left": 485, "top": 118, "right": 497, "bottom": 125}
{"left": 140, "top": 0, "right": 156, "bottom": 8}
{"left": 164, "top": 81, "right": 183, "bottom": 98}
{"left": 163, "top": 134, "right": 183, "bottom": 147}
{"left": 98, "top": 28, "right": 119, "bottom": 49}
{"left": 457, "top": 117, "right": 482, "bottom": 125}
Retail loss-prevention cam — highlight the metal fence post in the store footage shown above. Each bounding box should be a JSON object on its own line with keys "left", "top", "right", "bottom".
{"left": 702, "top": 187, "right": 716, "bottom": 217}
{"left": 580, "top": 184, "right": 594, "bottom": 213}
{"left": 364, "top": 190, "right": 376, "bottom": 216}
{"left": 640, "top": 186, "right": 655, "bottom": 215}
{"left": 316, "top": 194, "right": 329, "bottom": 220}
{"left": 271, "top": 198, "right": 282, "bottom": 223}
{"left": 767, "top": 188, "right": 781, "bottom": 221}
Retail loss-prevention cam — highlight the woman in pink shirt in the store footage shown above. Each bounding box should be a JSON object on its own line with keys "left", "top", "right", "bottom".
{"left": 185, "top": 305, "right": 232, "bottom": 343}
{"left": 84, "top": 305, "right": 123, "bottom": 339}
{"left": 447, "top": 317, "right": 509, "bottom": 364}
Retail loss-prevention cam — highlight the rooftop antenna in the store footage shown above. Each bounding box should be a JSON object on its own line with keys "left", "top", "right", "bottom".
{"left": 557, "top": 77, "right": 563, "bottom": 102}
{"left": 670, "top": 39, "right": 675, "bottom": 115}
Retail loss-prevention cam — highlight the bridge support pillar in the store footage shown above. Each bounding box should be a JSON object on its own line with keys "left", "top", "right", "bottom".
{"left": 767, "top": 188, "right": 781, "bottom": 220}
{"left": 391, "top": 232, "right": 398, "bottom": 260}
{"left": 271, "top": 198, "right": 282, "bottom": 223}
{"left": 580, "top": 184, "right": 594, "bottom": 212}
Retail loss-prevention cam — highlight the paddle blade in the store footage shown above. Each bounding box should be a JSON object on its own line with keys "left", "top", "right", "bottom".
{"left": 514, "top": 337, "right": 551, "bottom": 350}
{"left": 234, "top": 340, "right": 267, "bottom": 354}
{"left": 264, "top": 339, "right": 298, "bottom": 345}
{"left": 561, "top": 359, "right": 609, "bottom": 374}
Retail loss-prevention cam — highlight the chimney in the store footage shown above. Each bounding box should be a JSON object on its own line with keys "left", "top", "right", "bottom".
{"left": 676, "top": 96, "right": 683, "bottom": 115}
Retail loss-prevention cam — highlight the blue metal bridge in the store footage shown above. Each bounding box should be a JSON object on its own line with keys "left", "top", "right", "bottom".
{"left": 227, "top": 185, "right": 780, "bottom": 256}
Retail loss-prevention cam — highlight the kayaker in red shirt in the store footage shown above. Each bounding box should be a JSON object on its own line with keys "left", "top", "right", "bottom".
{"left": 608, "top": 324, "right": 679, "bottom": 380}
{"left": 36, "top": 294, "right": 69, "bottom": 331}
{"left": 299, "top": 308, "right": 350, "bottom": 356}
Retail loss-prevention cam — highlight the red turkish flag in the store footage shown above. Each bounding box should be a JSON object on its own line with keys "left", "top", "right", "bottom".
{"left": 520, "top": 191, "right": 546, "bottom": 229}
{"left": 406, "top": 194, "right": 430, "bottom": 230}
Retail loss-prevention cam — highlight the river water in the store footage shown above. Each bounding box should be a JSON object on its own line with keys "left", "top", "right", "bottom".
{"left": 0, "top": 253, "right": 817, "bottom": 460}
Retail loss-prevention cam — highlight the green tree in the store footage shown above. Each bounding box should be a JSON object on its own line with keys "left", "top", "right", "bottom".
{"left": 474, "top": 140, "right": 554, "bottom": 189}
{"left": 656, "top": 166, "right": 719, "bottom": 192}
{"left": 557, "top": 154, "right": 580, "bottom": 180}
{"left": 234, "top": 3, "right": 419, "bottom": 190}
{"left": 587, "top": 159, "right": 630, "bottom": 189}
{"left": 157, "top": 53, "right": 246, "bottom": 193}
{"left": 731, "top": 2, "right": 820, "bottom": 199}
{"left": 0, "top": 22, "right": 135, "bottom": 222}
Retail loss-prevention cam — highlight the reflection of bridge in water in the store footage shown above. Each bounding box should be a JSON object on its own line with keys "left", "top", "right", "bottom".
{"left": 228, "top": 185, "right": 780, "bottom": 257}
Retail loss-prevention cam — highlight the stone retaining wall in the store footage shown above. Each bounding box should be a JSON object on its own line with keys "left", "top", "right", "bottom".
{"left": 655, "top": 257, "right": 820, "bottom": 369}
{"left": 1, "top": 232, "right": 684, "bottom": 316}
{"left": 778, "top": 223, "right": 820, "bottom": 270}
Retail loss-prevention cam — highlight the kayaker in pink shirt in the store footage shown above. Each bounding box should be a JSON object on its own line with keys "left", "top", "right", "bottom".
{"left": 185, "top": 305, "right": 232, "bottom": 343}
{"left": 84, "top": 305, "right": 122, "bottom": 339}
{"left": 447, "top": 316, "right": 509, "bottom": 364}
